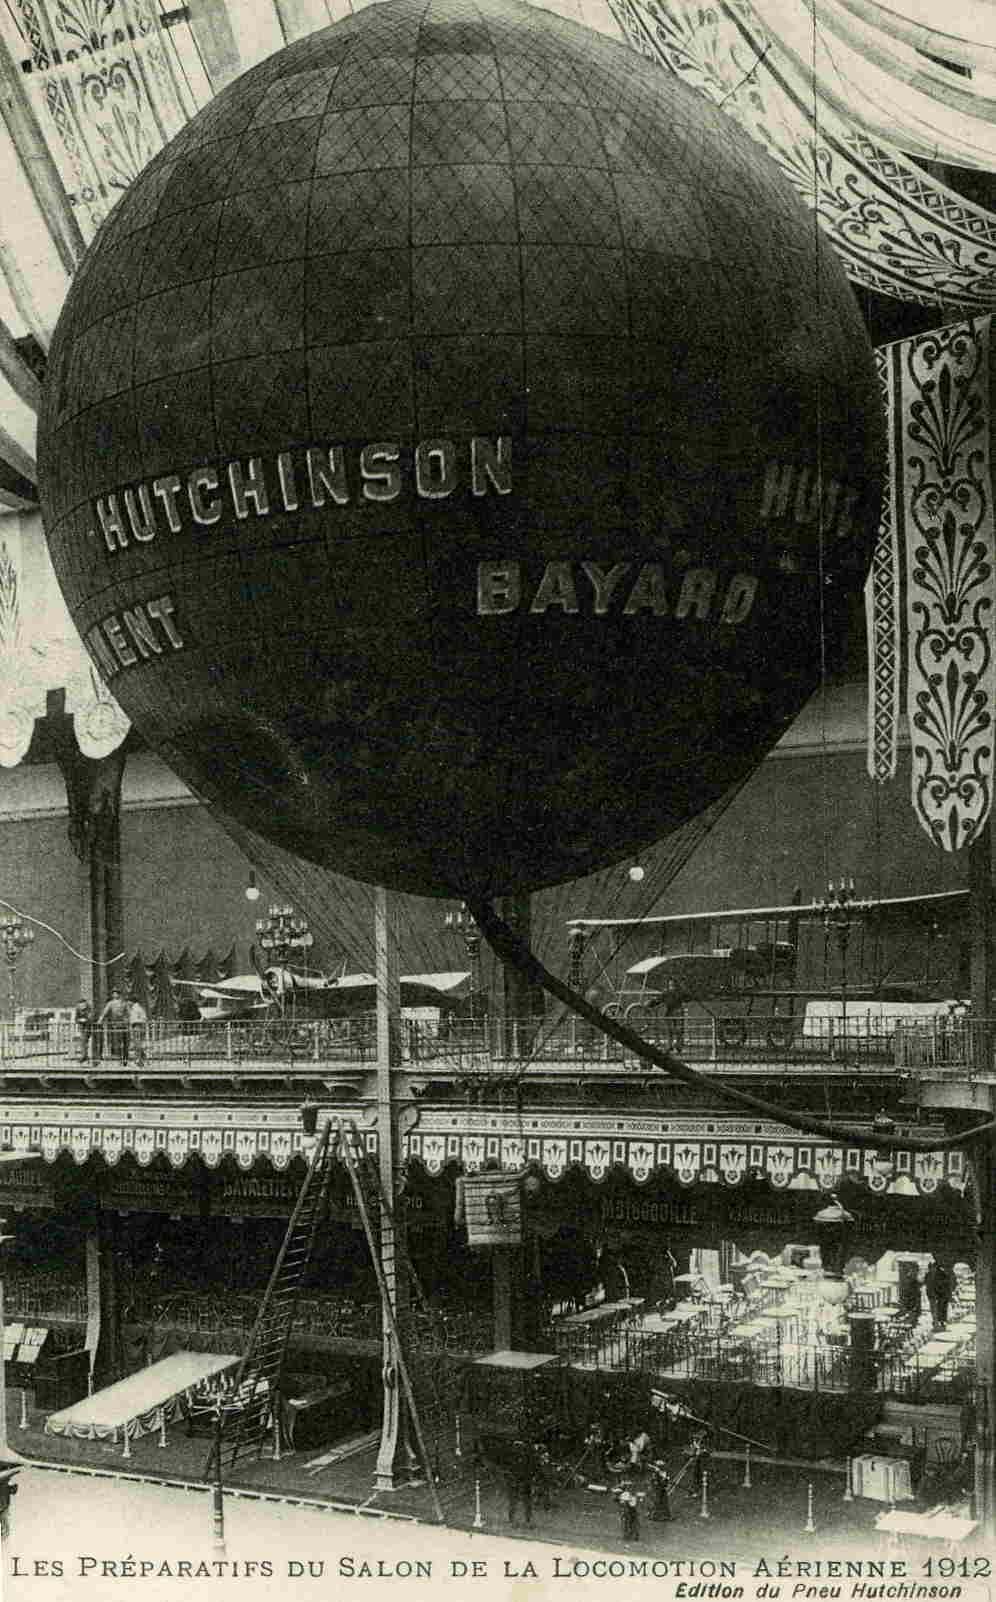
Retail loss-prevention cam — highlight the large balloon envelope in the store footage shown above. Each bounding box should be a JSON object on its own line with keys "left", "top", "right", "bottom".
{"left": 37, "top": 0, "right": 883, "bottom": 898}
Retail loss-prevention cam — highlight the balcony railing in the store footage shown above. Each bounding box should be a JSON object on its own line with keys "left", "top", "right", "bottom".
{"left": 0, "top": 1010, "right": 979, "bottom": 1075}
{"left": 4, "top": 1273, "right": 87, "bottom": 1325}
{"left": 546, "top": 1296, "right": 977, "bottom": 1403}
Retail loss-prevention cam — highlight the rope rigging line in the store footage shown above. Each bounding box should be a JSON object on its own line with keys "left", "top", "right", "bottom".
{"left": 0, "top": 896, "right": 123, "bottom": 967}
{"left": 466, "top": 895, "right": 996, "bottom": 1153}
{"left": 206, "top": 785, "right": 756, "bottom": 1082}
{"left": 332, "top": 1118, "right": 447, "bottom": 1526}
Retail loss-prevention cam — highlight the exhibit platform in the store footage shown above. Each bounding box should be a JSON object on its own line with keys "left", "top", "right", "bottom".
{"left": 9, "top": 1383, "right": 975, "bottom": 1561}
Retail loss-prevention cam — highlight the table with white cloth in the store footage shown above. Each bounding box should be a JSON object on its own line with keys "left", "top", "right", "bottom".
{"left": 558, "top": 1299, "right": 644, "bottom": 1329}
{"left": 44, "top": 1350, "right": 239, "bottom": 1453}
{"left": 916, "top": 1335, "right": 961, "bottom": 1372}
{"left": 875, "top": 1506, "right": 977, "bottom": 1543}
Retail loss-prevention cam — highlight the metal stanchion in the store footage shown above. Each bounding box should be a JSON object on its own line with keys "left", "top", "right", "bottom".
{"left": 212, "top": 1412, "right": 226, "bottom": 1554}
{"left": 18, "top": 1390, "right": 27, "bottom": 1431}
{"left": 843, "top": 1457, "right": 854, "bottom": 1502}
{"left": 212, "top": 1478, "right": 226, "bottom": 1553}
{"left": 455, "top": 1413, "right": 462, "bottom": 1458}
{"left": 272, "top": 1405, "right": 282, "bottom": 1462}
{"left": 122, "top": 1425, "right": 131, "bottom": 1460}
{"left": 473, "top": 1477, "right": 484, "bottom": 1529}
{"left": 699, "top": 1470, "right": 711, "bottom": 1520}
{"left": 158, "top": 1408, "right": 167, "bottom": 1448}
{"left": 742, "top": 1446, "right": 752, "bottom": 1489}
{"left": 805, "top": 1482, "right": 815, "bottom": 1533}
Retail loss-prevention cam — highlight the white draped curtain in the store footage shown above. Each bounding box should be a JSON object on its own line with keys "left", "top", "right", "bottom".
{"left": 748, "top": 0, "right": 996, "bottom": 170}
{"left": 0, "top": 510, "right": 129, "bottom": 765}
{"left": 610, "top": 0, "right": 996, "bottom": 309}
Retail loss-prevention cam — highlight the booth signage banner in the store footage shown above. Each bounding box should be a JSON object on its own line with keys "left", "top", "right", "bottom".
{"left": 214, "top": 1171, "right": 445, "bottom": 1226}
{"left": 598, "top": 1188, "right": 973, "bottom": 1250}
{"left": 98, "top": 1164, "right": 206, "bottom": 1217}
{"left": 216, "top": 1173, "right": 308, "bottom": 1219}
{"left": 0, "top": 1162, "right": 57, "bottom": 1209}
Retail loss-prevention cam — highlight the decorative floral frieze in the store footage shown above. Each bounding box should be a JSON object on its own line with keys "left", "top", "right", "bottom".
{"left": 0, "top": 1103, "right": 966, "bottom": 1197}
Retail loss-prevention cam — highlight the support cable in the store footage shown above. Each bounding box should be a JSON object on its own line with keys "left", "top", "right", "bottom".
{"left": 467, "top": 896, "right": 996, "bottom": 1154}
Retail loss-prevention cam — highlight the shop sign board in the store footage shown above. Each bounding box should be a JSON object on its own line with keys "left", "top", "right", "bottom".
{"left": 214, "top": 1172, "right": 446, "bottom": 1227}
{"left": 0, "top": 1162, "right": 57, "bottom": 1211}
{"left": 596, "top": 1178, "right": 975, "bottom": 1253}
{"left": 97, "top": 1164, "right": 208, "bottom": 1217}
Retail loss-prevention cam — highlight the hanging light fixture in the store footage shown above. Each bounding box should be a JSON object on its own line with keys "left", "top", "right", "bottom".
{"left": 871, "top": 1111, "right": 896, "bottom": 1180}
{"left": 813, "top": 1194, "right": 855, "bottom": 1306}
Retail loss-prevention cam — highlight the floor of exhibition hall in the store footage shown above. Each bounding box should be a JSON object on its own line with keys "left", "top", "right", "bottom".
{"left": 12, "top": 1384, "right": 975, "bottom": 1563}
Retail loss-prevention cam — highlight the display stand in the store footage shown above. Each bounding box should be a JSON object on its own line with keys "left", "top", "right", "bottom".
{"left": 469, "top": 1350, "right": 566, "bottom": 1438}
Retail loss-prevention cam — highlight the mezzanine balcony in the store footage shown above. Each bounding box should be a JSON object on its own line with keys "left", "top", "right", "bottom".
{"left": 0, "top": 1009, "right": 965, "bottom": 1098}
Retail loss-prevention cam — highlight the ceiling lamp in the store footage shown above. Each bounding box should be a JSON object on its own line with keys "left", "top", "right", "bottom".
{"left": 872, "top": 1111, "right": 896, "bottom": 1180}
{"left": 813, "top": 1193, "right": 855, "bottom": 1305}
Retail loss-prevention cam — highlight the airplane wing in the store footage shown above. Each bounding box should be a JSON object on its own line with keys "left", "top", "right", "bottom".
{"left": 283, "top": 966, "right": 338, "bottom": 992}
{"left": 325, "top": 971, "right": 472, "bottom": 1005}
{"left": 403, "top": 971, "right": 472, "bottom": 997}
{"left": 170, "top": 975, "right": 265, "bottom": 997}
{"left": 568, "top": 888, "right": 969, "bottom": 930}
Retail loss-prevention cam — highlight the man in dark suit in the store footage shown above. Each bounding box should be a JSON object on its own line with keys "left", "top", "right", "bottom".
{"left": 925, "top": 1261, "right": 952, "bottom": 1331}
{"left": 75, "top": 998, "right": 93, "bottom": 1063}
{"left": 97, "top": 988, "right": 130, "bottom": 1064}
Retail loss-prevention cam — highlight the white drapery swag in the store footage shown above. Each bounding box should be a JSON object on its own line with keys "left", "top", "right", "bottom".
{"left": 608, "top": 0, "right": 996, "bottom": 311}
{"left": 0, "top": 511, "right": 129, "bottom": 765}
{"left": 827, "top": 0, "right": 996, "bottom": 78}
{"left": 749, "top": 0, "right": 996, "bottom": 172}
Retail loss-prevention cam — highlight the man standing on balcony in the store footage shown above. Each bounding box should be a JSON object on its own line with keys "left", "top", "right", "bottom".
{"left": 97, "top": 988, "right": 129, "bottom": 1064}
{"left": 129, "top": 994, "right": 148, "bottom": 1068}
{"left": 74, "top": 997, "right": 93, "bottom": 1064}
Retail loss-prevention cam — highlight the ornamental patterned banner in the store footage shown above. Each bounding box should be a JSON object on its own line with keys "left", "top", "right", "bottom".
{"left": 0, "top": 0, "right": 208, "bottom": 242}
{"left": 0, "top": 1103, "right": 966, "bottom": 1198}
{"left": 867, "top": 316, "right": 996, "bottom": 852}
{"left": 608, "top": 0, "right": 996, "bottom": 311}
{"left": 865, "top": 344, "right": 901, "bottom": 784}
